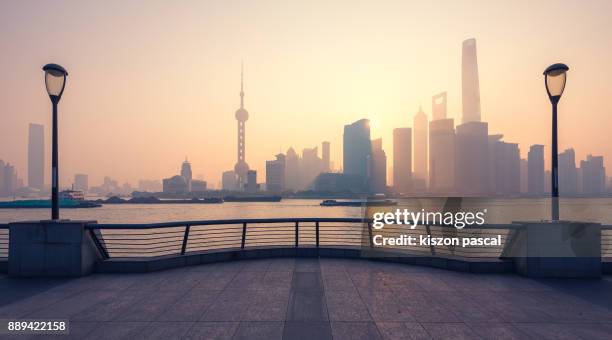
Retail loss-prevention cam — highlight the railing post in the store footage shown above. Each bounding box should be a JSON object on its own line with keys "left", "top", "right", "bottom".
{"left": 241, "top": 222, "right": 247, "bottom": 249}
{"left": 295, "top": 221, "right": 299, "bottom": 248}
{"left": 367, "top": 221, "right": 374, "bottom": 248}
{"left": 89, "top": 229, "right": 109, "bottom": 259}
{"left": 181, "top": 225, "right": 190, "bottom": 255}
{"left": 316, "top": 221, "right": 320, "bottom": 248}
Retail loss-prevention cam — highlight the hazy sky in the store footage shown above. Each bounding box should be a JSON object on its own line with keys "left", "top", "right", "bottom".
{"left": 1, "top": 0, "right": 611, "bottom": 187}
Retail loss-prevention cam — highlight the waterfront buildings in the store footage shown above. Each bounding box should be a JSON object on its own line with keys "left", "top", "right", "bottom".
{"left": 393, "top": 127, "right": 412, "bottom": 193}
{"left": 343, "top": 119, "right": 371, "bottom": 179}
{"left": 74, "top": 174, "right": 89, "bottom": 194}
{"left": 369, "top": 138, "right": 387, "bottom": 193}
{"left": 581, "top": 155, "right": 606, "bottom": 195}
{"left": 191, "top": 180, "right": 207, "bottom": 192}
{"left": 488, "top": 135, "right": 521, "bottom": 195}
{"left": 455, "top": 121, "right": 488, "bottom": 195}
{"left": 413, "top": 106, "right": 428, "bottom": 185}
{"left": 429, "top": 118, "right": 455, "bottom": 194}
{"left": 246, "top": 170, "right": 258, "bottom": 193}
{"left": 285, "top": 148, "right": 300, "bottom": 191}
{"left": 314, "top": 172, "right": 368, "bottom": 193}
{"left": 322, "top": 141, "right": 330, "bottom": 172}
{"left": 266, "top": 154, "right": 286, "bottom": 193}
{"left": 461, "top": 38, "right": 481, "bottom": 123}
{"left": 27, "top": 123, "right": 44, "bottom": 191}
{"left": 222, "top": 170, "right": 237, "bottom": 191}
{"left": 559, "top": 148, "right": 579, "bottom": 195}
{"left": 163, "top": 175, "right": 188, "bottom": 194}
{"left": 180, "top": 159, "right": 192, "bottom": 192}
{"left": 528, "top": 145, "right": 545, "bottom": 195}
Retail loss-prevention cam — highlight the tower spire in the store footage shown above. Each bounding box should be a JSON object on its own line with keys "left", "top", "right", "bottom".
{"left": 240, "top": 61, "right": 244, "bottom": 109}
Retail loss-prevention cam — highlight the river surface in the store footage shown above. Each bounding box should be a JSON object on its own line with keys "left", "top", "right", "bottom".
{"left": 0, "top": 198, "right": 610, "bottom": 224}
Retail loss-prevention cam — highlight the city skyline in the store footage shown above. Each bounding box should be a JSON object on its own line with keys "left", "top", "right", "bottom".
{"left": 1, "top": 1, "right": 612, "bottom": 185}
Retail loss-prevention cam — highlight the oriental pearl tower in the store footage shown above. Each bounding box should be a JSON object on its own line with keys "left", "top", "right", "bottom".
{"left": 234, "top": 63, "right": 250, "bottom": 190}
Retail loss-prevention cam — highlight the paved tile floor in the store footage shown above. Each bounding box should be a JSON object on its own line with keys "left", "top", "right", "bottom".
{"left": 0, "top": 258, "right": 611, "bottom": 339}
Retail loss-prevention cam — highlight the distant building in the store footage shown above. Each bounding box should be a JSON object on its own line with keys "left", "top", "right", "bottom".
{"left": 369, "top": 138, "right": 387, "bottom": 193}
{"left": 234, "top": 64, "right": 250, "bottom": 190}
{"left": 580, "top": 155, "right": 606, "bottom": 195}
{"left": 163, "top": 175, "right": 188, "bottom": 194}
{"left": 393, "top": 128, "right": 412, "bottom": 193}
{"left": 246, "top": 170, "right": 258, "bottom": 193}
{"left": 74, "top": 174, "right": 89, "bottom": 194}
{"left": 28, "top": 123, "right": 44, "bottom": 190}
{"left": 322, "top": 141, "right": 331, "bottom": 172}
{"left": 222, "top": 170, "right": 237, "bottom": 191}
{"left": 266, "top": 154, "right": 286, "bottom": 193}
{"left": 488, "top": 135, "right": 520, "bottom": 195}
{"left": 461, "top": 38, "right": 481, "bottom": 123}
{"left": 181, "top": 159, "right": 193, "bottom": 191}
{"left": 138, "top": 179, "right": 162, "bottom": 192}
{"left": 314, "top": 173, "right": 368, "bottom": 193}
{"left": 520, "top": 158, "right": 528, "bottom": 194}
{"left": 559, "top": 148, "right": 578, "bottom": 195}
{"left": 191, "top": 180, "right": 207, "bottom": 192}
{"left": 285, "top": 147, "right": 300, "bottom": 191}
{"left": 301, "top": 147, "right": 322, "bottom": 189}
{"left": 455, "top": 121, "right": 488, "bottom": 195}
{"left": 527, "top": 145, "right": 545, "bottom": 195}
{"left": 432, "top": 92, "right": 447, "bottom": 121}
{"left": 343, "top": 119, "right": 371, "bottom": 179}
{"left": 413, "top": 106, "right": 428, "bottom": 183}
{"left": 429, "top": 118, "right": 455, "bottom": 193}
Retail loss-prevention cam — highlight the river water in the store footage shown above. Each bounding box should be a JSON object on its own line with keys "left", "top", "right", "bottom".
{"left": 0, "top": 198, "right": 611, "bottom": 224}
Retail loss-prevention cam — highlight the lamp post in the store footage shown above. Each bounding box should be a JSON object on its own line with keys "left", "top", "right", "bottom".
{"left": 43, "top": 64, "right": 68, "bottom": 220}
{"left": 543, "top": 63, "right": 569, "bottom": 221}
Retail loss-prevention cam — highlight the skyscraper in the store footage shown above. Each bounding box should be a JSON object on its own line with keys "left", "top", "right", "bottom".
{"left": 369, "top": 138, "right": 387, "bottom": 193}
{"left": 322, "top": 141, "right": 330, "bottom": 172}
{"left": 28, "top": 123, "right": 44, "bottom": 190}
{"left": 559, "top": 148, "right": 578, "bottom": 195}
{"left": 580, "top": 155, "right": 606, "bottom": 195}
{"left": 431, "top": 92, "right": 447, "bottom": 121}
{"left": 302, "top": 147, "right": 322, "bottom": 189}
{"left": 181, "top": 159, "right": 192, "bottom": 191}
{"left": 461, "top": 38, "right": 481, "bottom": 123}
{"left": 527, "top": 145, "right": 545, "bottom": 195}
{"left": 234, "top": 63, "right": 250, "bottom": 190}
{"left": 488, "top": 135, "right": 521, "bottom": 195}
{"left": 393, "top": 127, "right": 412, "bottom": 193}
{"left": 246, "top": 170, "right": 258, "bottom": 193}
{"left": 266, "top": 154, "right": 286, "bottom": 193}
{"left": 455, "top": 121, "right": 488, "bottom": 195}
{"left": 429, "top": 118, "right": 455, "bottom": 193}
{"left": 343, "top": 119, "right": 371, "bottom": 179}
{"left": 285, "top": 147, "right": 301, "bottom": 191}
{"left": 74, "top": 174, "right": 89, "bottom": 194}
{"left": 222, "top": 170, "right": 237, "bottom": 191}
{"left": 413, "top": 106, "right": 428, "bottom": 183}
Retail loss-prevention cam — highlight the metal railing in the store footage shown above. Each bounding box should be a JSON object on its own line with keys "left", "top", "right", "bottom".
{"left": 85, "top": 218, "right": 525, "bottom": 260}
{"left": 0, "top": 224, "right": 8, "bottom": 259}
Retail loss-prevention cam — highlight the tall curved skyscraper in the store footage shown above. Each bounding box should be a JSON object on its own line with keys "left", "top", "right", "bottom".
{"left": 234, "top": 63, "right": 250, "bottom": 190}
{"left": 462, "top": 38, "right": 481, "bottom": 123}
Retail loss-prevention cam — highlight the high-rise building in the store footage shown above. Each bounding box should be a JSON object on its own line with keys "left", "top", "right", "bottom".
{"left": 285, "top": 147, "right": 301, "bottom": 191}
{"left": 461, "top": 38, "right": 481, "bottom": 123}
{"left": 559, "top": 148, "right": 578, "bottom": 195}
{"left": 455, "top": 121, "right": 488, "bottom": 195}
{"left": 413, "top": 106, "right": 428, "bottom": 183}
{"left": 527, "top": 145, "right": 545, "bottom": 195}
{"left": 266, "top": 154, "right": 286, "bottom": 193}
{"left": 181, "top": 159, "right": 193, "bottom": 191}
{"left": 246, "top": 170, "right": 258, "bottom": 193}
{"left": 301, "top": 147, "right": 322, "bottom": 189}
{"left": 393, "top": 128, "right": 412, "bottom": 193}
{"left": 322, "top": 141, "right": 330, "bottom": 172}
{"left": 488, "top": 135, "right": 520, "bottom": 195}
{"left": 234, "top": 63, "right": 250, "bottom": 190}
{"left": 28, "top": 123, "right": 44, "bottom": 190}
{"left": 580, "top": 155, "right": 606, "bottom": 195}
{"left": 429, "top": 118, "right": 455, "bottom": 193}
{"left": 369, "top": 138, "right": 387, "bottom": 193}
{"left": 74, "top": 174, "right": 89, "bottom": 194}
{"left": 431, "top": 92, "right": 447, "bottom": 121}
{"left": 222, "top": 170, "right": 237, "bottom": 191}
{"left": 343, "top": 119, "right": 371, "bottom": 179}
{"left": 520, "top": 158, "right": 528, "bottom": 194}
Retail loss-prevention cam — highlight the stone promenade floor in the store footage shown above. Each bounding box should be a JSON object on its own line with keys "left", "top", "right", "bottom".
{"left": 0, "top": 258, "right": 611, "bottom": 339}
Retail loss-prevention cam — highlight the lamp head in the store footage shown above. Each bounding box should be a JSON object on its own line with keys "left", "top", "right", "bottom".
{"left": 43, "top": 63, "right": 68, "bottom": 102}
{"left": 543, "top": 63, "right": 569, "bottom": 102}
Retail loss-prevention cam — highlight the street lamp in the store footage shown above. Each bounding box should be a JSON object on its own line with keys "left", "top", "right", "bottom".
{"left": 543, "top": 63, "right": 569, "bottom": 221}
{"left": 43, "top": 63, "right": 68, "bottom": 220}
